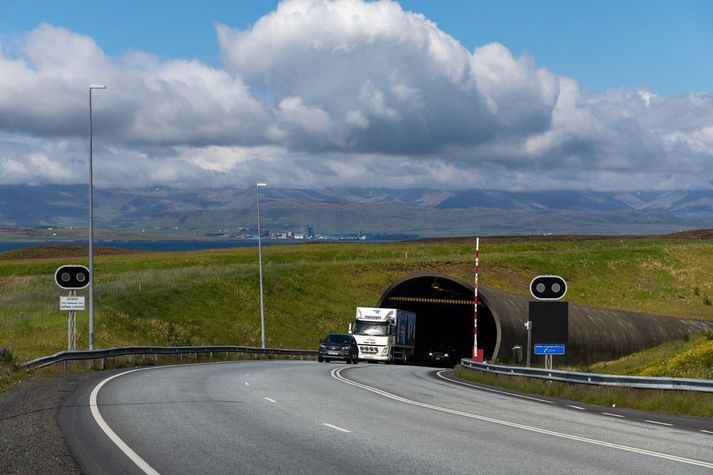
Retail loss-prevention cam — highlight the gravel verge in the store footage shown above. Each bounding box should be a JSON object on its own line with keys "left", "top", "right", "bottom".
{"left": 1, "top": 372, "right": 88, "bottom": 474}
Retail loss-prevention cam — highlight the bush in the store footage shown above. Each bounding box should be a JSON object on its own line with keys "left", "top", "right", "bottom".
{"left": 0, "top": 348, "right": 14, "bottom": 364}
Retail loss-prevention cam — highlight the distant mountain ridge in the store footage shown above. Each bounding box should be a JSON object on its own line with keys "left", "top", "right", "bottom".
{"left": 0, "top": 185, "right": 711, "bottom": 236}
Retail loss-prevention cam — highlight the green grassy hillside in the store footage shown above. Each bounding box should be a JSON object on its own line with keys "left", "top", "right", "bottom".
{"left": 589, "top": 331, "right": 713, "bottom": 379}
{"left": 1, "top": 237, "right": 712, "bottom": 362}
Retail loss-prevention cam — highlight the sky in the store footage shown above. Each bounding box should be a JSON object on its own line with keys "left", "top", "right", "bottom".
{"left": 0, "top": 0, "right": 712, "bottom": 191}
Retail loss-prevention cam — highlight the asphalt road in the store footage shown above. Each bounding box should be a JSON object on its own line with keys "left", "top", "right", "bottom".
{"left": 59, "top": 361, "right": 713, "bottom": 474}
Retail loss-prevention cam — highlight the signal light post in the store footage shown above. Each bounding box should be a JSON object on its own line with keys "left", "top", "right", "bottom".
{"left": 527, "top": 275, "right": 569, "bottom": 369}
{"left": 55, "top": 265, "right": 90, "bottom": 351}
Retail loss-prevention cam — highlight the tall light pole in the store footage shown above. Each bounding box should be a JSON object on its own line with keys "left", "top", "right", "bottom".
{"left": 257, "top": 182, "right": 268, "bottom": 348}
{"left": 88, "top": 84, "right": 105, "bottom": 350}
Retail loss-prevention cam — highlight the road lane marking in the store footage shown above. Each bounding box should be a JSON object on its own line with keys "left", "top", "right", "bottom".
{"left": 436, "top": 371, "right": 554, "bottom": 404}
{"left": 602, "top": 412, "right": 625, "bottom": 418}
{"left": 701, "top": 430, "right": 713, "bottom": 435}
{"left": 567, "top": 405, "right": 585, "bottom": 411}
{"left": 645, "top": 420, "right": 673, "bottom": 427}
{"left": 90, "top": 368, "right": 160, "bottom": 475}
{"left": 323, "top": 423, "right": 351, "bottom": 433}
{"left": 244, "top": 382, "right": 250, "bottom": 386}
{"left": 333, "top": 367, "right": 713, "bottom": 469}
{"left": 265, "top": 397, "right": 276, "bottom": 403}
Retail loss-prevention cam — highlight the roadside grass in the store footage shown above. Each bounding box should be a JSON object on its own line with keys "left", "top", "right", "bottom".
{"left": 453, "top": 365, "right": 713, "bottom": 418}
{"left": 587, "top": 332, "right": 713, "bottom": 379}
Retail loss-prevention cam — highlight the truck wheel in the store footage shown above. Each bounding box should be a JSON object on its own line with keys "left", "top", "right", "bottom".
{"left": 318, "top": 356, "right": 323, "bottom": 362}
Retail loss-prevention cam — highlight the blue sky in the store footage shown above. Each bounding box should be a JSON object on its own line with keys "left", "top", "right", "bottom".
{"left": 0, "top": 0, "right": 712, "bottom": 191}
{"left": 2, "top": 0, "right": 712, "bottom": 95}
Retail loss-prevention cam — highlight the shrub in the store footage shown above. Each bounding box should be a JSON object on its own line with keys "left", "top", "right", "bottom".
{"left": 0, "top": 348, "right": 14, "bottom": 364}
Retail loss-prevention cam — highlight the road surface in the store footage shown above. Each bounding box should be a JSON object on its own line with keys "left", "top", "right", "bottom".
{"left": 59, "top": 360, "right": 713, "bottom": 474}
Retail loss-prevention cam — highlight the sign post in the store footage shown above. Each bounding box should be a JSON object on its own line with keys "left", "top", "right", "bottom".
{"left": 55, "top": 265, "right": 89, "bottom": 351}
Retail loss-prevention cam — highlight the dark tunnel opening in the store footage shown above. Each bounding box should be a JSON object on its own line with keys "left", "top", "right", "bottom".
{"left": 377, "top": 275, "right": 497, "bottom": 366}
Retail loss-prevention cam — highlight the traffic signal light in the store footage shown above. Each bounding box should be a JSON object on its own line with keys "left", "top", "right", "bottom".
{"left": 54, "top": 265, "right": 90, "bottom": 290}
{"left": 529, "top": 275, "right": 567, "bottom": 301}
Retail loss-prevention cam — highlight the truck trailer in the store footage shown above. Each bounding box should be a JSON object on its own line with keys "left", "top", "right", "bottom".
{"left": 350, "top": 307, "right": 416, "bottom": 363}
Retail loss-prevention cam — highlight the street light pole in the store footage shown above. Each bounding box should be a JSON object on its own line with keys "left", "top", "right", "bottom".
{"left": 257, "top": 182, "right": 268, "bottom": 349}
{"left": 88, "top": 84, "right": 105, "bottom": 351}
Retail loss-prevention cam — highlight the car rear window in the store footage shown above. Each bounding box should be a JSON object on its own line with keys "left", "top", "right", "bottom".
{"left": 325, "top": 334, "right": 352, "bottom": 344}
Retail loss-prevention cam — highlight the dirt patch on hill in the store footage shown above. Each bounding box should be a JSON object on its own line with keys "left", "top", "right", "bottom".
{"left": 0, "top": 245, "right": 145, "bottom": 261}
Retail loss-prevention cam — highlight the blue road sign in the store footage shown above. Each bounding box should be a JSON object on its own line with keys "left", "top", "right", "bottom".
{"left": 534, "top": 344, "right": 565, "bottom": 355}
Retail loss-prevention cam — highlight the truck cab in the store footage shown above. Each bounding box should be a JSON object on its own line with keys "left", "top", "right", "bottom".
{"left": 350, "top": 307, "right": 415, "bottom": 363}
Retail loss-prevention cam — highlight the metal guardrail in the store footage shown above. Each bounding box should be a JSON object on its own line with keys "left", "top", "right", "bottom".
{"left": 22, "top": 345, "right": 318, "bottom": 369}
{"left": 460, "top": 359, "right": 713, "bottom": 393}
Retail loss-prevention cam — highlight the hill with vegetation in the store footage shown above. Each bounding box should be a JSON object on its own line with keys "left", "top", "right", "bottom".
{"left": 1, "top": 235, "right": 712, "bottom": 365}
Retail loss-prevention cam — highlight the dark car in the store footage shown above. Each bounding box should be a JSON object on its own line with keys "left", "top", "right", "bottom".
{"left": 426, "top": 345, "right": 457, "bottom": 366}
{"left": 318, "top": 333, "right": 359, "bottom": 363}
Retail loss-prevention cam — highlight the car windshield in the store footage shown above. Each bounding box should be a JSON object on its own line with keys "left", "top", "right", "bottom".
{"left": 354, "top": 321, "right": 389, "bottom": 336}
{"left": 325, "top": 334, "right": 352, "bottom": 344}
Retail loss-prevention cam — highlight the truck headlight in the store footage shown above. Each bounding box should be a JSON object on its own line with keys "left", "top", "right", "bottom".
{"left": 381, "top": 347, "right": 388, "bottom": 355}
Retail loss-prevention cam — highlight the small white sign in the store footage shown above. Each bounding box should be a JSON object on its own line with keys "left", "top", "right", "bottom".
{"left": 60, "top": 296, "right": 85, "bottom": 311}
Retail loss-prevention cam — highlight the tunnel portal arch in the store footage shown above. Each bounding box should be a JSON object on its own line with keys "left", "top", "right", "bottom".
{"left": 376, "top": 273, "right": 501, "bottom": 364}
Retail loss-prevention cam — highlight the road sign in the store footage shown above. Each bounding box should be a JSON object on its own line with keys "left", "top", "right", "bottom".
{"left": 54, "top": 265, "right": 90, "bottom": 289}
{"left": 534, "top": 344, "right": 565, "bottom": 355}
{"left": 529, "top": 301, "right": 569, "bottom": 344}
{"left": 60, "top": 296, "right": 85, "bottom": 311}
{"left": 529, "top": 275, "right": 567, "bottom": 301}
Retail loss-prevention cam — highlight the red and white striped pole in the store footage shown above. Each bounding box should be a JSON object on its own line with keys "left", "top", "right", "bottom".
{"left": 473, "top": 237, "right": 484, "bottom": 362}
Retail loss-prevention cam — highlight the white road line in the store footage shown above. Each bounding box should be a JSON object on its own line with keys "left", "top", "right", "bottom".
{"left": 567, "top": 405, "right": 586, "bottom": 411}
{"left": 265, "top": 397, "right": 276, "bottom": 403}
{"left": 323, "top": 423, "right": 351, "bottom": 433}
{"left": 700, "top": 430, "right": 713, "bottom": 435}
{"left": 602, "top": 412, "right": 626, "bottom": 418}
{"left": 436, "top": 371, "right": 554, "bottom": 404}
{"left": 244, "top": 382, "right": 250, "bottom": 386}
{"left": 89, "top": 368, "right": 160, "bottom": 475}
{"left": 333, "top": 367, "right": 713, "bottom": 469}
{"left": 645, "top": 420, "right": 673, "bottom": 427}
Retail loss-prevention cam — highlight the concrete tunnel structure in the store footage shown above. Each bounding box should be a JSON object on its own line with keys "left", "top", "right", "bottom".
{"left": 377, "top": 273, "right": 713, "bottom": 365}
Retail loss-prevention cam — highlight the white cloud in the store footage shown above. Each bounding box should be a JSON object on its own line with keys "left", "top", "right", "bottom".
{"left": 0, "top": 0, "right": 711, "bottom": 191}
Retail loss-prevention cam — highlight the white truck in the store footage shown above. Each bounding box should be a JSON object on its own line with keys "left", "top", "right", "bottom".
{"left": 349, "top": 307, "right": 416, "bottom": 363}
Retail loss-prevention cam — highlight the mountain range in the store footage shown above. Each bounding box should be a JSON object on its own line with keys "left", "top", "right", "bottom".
{"left": 0, "top": 185, "right": 711, "bottom": 237}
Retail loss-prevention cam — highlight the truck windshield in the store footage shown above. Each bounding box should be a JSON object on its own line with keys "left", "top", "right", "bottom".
{"left": 354, "top": 321, "right": 390, "bottom": 336}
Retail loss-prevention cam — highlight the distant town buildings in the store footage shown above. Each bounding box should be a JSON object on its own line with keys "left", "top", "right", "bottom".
{"left": 205, "top": 224, "right": 416, "bottom": 242}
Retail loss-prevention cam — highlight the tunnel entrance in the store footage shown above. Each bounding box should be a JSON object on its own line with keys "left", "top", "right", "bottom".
{"left": 377, "top": 274, "right": 496, "bottom": 365}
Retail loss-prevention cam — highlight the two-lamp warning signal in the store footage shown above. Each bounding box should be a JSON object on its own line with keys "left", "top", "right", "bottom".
{"left": 54, "top": 265, "right": 90, "bottom": 290}
{"left": 529, "top": 275, "right": 567, "bottom": 301}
